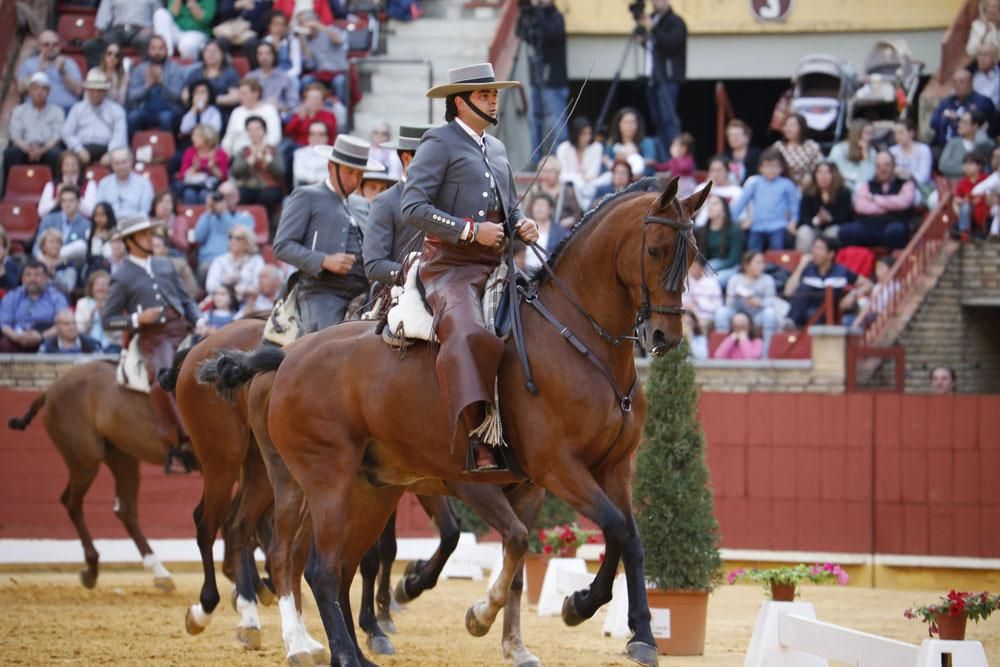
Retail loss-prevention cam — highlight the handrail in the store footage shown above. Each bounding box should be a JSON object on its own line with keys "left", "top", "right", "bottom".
{"left": 858, "top": 195, "right": 955, "bottom": 346}
{"left": 347, "top": 56, "right": 435, "bottom": 124}
{"left": 714, "top": 82, "right": 736, "bottom": 155}
{"left": 488, "top": 0, "right": 520, "bottom": 80}
{"left": 938, "top": 0, "right": 980, "bottom": 84}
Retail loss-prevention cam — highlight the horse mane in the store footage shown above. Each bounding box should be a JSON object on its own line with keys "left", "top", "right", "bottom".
{"left": 537, "top": 176, "right": 665, "bottom": 283}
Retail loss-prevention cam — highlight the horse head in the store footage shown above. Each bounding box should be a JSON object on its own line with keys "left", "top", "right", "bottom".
{"left": 625, "top": 176, "right": 712, "bottom": 357}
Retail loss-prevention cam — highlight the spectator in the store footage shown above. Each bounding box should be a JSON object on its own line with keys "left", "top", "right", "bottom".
{"left": 529, "top": 156, "right": 582, "bottom": 228}
{"left": 771, "top": 113, "right": 822, "bottom": 188}
{"left": 275, "top": 0, "right": 333, "bottom": 22}
{"left": 592, "top": 159, "right": 634, "bottom": 200}
{"left": 108, "top": 234, "right": 127, "bottom": 274}
{"left": 38, "top": 151, "right": 99, "bottom": 219}
{"left": 216, "top": 0, "right": 273, "bottom": 56}
{"left": 954, "top": 152, "right": 991, "bottom": 237}
{"left": 179, "top": 80, "right": 225, "bottom": 146}
{"left": 125, "top": 35, "right": 185, "bottom": 136}
{"left": 237, "top": 263, "right": 283, "bottom": 316}
{"left": 0, "top": 258, "right": 68, "bottom": 352}
{"left": 16, "top": 30, "right": 83, "bottom": 113}
{"left": 682, "top": 310, "right": 708, "bottom": 360}
{"left": 183, "top": 40, "right": 241, "bottom": 114}
{"left": 784, "top": 236, "right": 871, "bottom": 327}
{"left": 358, "top": 172, "right": 395, "bottom": 204}
{"left": 714, "top": 312, "right": 763, "bottom": 360}
{"left": 966, "top": 0, "right": 1000, "bottom": 58}
{"left": 661, "top": 132, "right": 696, "bottom": 195}
{"left": 248, "top": 41, "right": 298, "bottom": 118}
{"left": 556, "top": 116, "right": 604, "bottom": 209}
{"left": 97, "top": 42, "right": 128, "bottom": 105}
{"left": 4, "top": 73, "right": 64, "bottom": 190}
{"left": 222, "top": 77, "right": 282, "bottom": 155}
{"left": 83, "top": 0, "right": 160, "bottom": 69}
{"left": 938, "top": 109, "right": 994, "bottom": 179}
{"left": 971, "top": 42, "right": 1000, "bottom": 108}
{"left": 149, "top": 191, "right": 187, "bottom": 254}
{"left": 604, "top": 107, "right": 658, "bottom": 176}
{"left": 841, "top": 151, "right": 915, "bottom": 251}
{"left": 367, "top": 122, "right": 402, "bottom": 180}
{"left": 729, "top": 148, "right": 800, "bottom": 252}
{"left": 0, "top": 227, "right": 21, "bottom": 292}
{"left": 889, "top": 119, "right": 933, "bottom": 197}
{"left": 930, "top": 366, "right": 958, "bottom": 394}
{"left": 853, "top": 255, "right": 899, "bottom": 330}
{"left": 204, "top": 285, "right": 239, "bottom": 331}
{"left": 153, "top": 0, "right": 216, "bottom": 60}
{"left": 34, "top": 186, "right": 92, "bottom": 265}
{"left": 519, "top": 0, "right": 569, "bottom": 160}
{"left": 192, "top": 187, "right": 253, "bottom": 277}
{"left": 231, "top": 116, "right": 284, "bottom": 230}
{"left": 797, "top": 161, "right": 853, "bottom": 253}
{"left": 151, "top": 229, "right": 201, "bottom": 299}
{"left": 696, "top": 194, "right": 744, "bottom": 287}
{"left": 972, "top": 147, "right": 1000, "bottom": 235}
{"left": 36, "top": 229, "right": 79, "bottom": 295}
{"left": 828, "top": 119, "right": 876, "bottom": 192}
{"left": 96, "top": 148, "right": 155, "bottom": 219}
{"left": 282, "top": 82, "right": 339, "bottom": 186}
{"left": 75, "top": 270, "right": 120, "bottom": 352}
{"left": 205, "top": 223, "right": 264, "bottom": 298}
{"left": 640, "top": 0, "right": 686, "bottom": 154}
{"left": 39, "top": 308, "right": 102, "bottom": 353}
{"left": 62, "top": 69, "right": 128, "bottom": 167}
{"left": 714, "top": 250, "right": 782, "bottom": 352}
{"left": 695, "top": 156, "right": 743, "bottom": 221}
{"left": 176, "top": 124, "right": 229, "bottom": 204}
{"left": 722, "top": 118, "right": 761, "bottom": 185}
{"left": 681, "top": 256, "right": 722, "bottom": 330}
{"left": 929, "top": 68, "right": 995, "bottom": 147}
{"left": 293, "top": 122, "right": 332, "bottom": 186}
{"left": 522, "top": 193, "right": 568, "bottom": 275}
{"left": 296, "top": 10, "right": 350, "bottom": 107}
{"left": 86, "top": 202, "right": 116, "bottom": 276}
{"left": 263, "top": 10, "right": 302, "bottom": 81}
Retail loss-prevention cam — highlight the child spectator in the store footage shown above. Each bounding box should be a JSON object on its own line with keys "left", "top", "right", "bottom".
{"left": 714, "top": 250, "right": 782, "bottom": 353}
{"left": 39, "top": 308, "right": 102, "bottom": 353}
{"left": 954, "top": 151, "right": 990, "bottom": 238}
{"left": 179, "top": 80, "right": 224, "bottom": 150}
{"left": 694, "top": 156, "right": 743, "bottom": 227}
{"left": 729, "top": 148, "right": 800, "bottom": 251}
{"left": 682, "top": 311, "right": 708, "bottom": 360}
{"left": 205, "top": 285, "right": 239, "bottom": 331}
{"left": 772, "top": 113, "right": 822, "bottom": 188}
{"left": 86, "top": 203, "right": 116, "bottom": 277}
{"left": 930, "top": 366, "right": 958, "bottom": 394}
{"left": 796, "top": 161, "right": 853, "bottom": 252}
{"left": 713, "top": 313, "right": 763, "bottom": 360}
{"left": 695, "top": 194, "right": 744, "bottom": 287}
{"left": 176, "top": 124, "right": 229, "bottom": 204}
{"left": 828, "top": 119, "right": 876, "bottom": 192}
{"left": 853, "top": 255, "right": 899, "bottom": 330}
{"left": 660, "top": 132, "right": 696, "bottom": 195}
{"left": 682, "top": 257, "right": 723, "bottom": 330}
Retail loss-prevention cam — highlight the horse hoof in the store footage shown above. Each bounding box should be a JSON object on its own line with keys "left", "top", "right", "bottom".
{"left": 625, "top": 640, "right": 659, "bottom": 667}
{"left": 236, "top": 625, "right": 261, "bottom": 650}
{"left": 561, "top": 594, "right": 584, "bottom": 626}
{"left": 404, "top": 558, "right": 425, "bottom": 576}
{"left": 393, "top": 578, "right": 412, "bottom": 605}
{"left": 377, "top": 616, "right": 397, "bottom": 635}
{"left": 256, "top": 579, "right": 275, "bottom": 607}
{"left": 515, "top": 658, "right": 541, "bottom": 667}
{"left": 465, "top": 606, "right": 490, "bottom": 637}
{"left": 185, "top": 607, "right": 206, "bottom": 635}
{"left": 287, "top": 651, "right": 316, "bottom": 667}
{"left": 79, "top": 569, "right": 97, "bottom": 589}
{"left": 154, "top": 576, "right": 176, "bottom": 593}
{"left": 366, "top": 634, "right": 395, "bottom": 655}
{"left": 310, "top": 646, "right": 330, "bottom": 665}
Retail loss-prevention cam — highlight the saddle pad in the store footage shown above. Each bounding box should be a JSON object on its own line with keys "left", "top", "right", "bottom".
{"left": 263, "top": 283, "right": 302, "bottom": 347}
{"left": 116, "top": 335, "right": 151, "bottom": 394}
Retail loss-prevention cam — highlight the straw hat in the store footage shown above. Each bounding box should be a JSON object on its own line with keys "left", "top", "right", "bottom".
{"left": 82, "top": 68, "right": 111, "bottom": 90}
{"left": 425, "top": 63, "right": 518, "bottom": 98}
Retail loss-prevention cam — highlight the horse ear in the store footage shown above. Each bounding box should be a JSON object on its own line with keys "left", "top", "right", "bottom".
{"left": 683, "top": 181, "right": 713, "bottom": 215}
{"left": 656, "top": 176, "right": 679, "bottom": 211}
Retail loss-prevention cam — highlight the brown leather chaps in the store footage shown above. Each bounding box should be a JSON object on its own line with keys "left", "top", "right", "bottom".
{"left": 138, "top": 311, "right": 190, "bottom": 450}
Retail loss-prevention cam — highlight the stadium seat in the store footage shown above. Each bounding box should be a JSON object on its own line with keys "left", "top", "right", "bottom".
{"left": 135, "top": 163, "right": 169, "bottom": 193}
{"left": 707, "top": 331, "right": 728, "bottom": 358}
{"left": 132, "top": 131, "right": 176, "bottom": 165}
{"left": 764, "top": 250, "right": 801, "bottom": 273}
{"left": 57, "top": 14, "right": 96, "bottom": 53}
{"left": 67, "top": 53, "right": 88, "bottom": 79}
{"left": 0, "top": 202, "right": 40, "bottom": 247}
{"left": 232, "top": 56, "right": 250, "bottom": 78}
{"left": 179, "top": 204, "right": 207, "bottom": 229}
{"left": 85, "top": 164, "right": 110, "bottom": 183}
{"left": 5, "top": 165, "right": 52, "bottom": 204}
{"left": 56, "top": 2, "right": 97, "bottom": 15}
{"left": 768, "top": 331, "right": 812, "bottom": 359}
{"left": 238, "top": 205, "right": 270, "bottom": 245}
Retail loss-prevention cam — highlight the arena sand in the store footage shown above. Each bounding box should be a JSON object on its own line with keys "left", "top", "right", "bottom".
{"left": 1, "top": 569, "right": 998, "bottom": 666}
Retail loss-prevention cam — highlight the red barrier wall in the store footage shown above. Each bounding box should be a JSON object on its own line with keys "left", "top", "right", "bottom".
{"left": 1, "top": 388, "right": 997, "bottom": 556}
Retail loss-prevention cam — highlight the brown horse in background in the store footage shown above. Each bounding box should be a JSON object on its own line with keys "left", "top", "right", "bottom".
{"left": 204, "top": 177, "right": 708, "bottom": 667}
{"left": 7, "top": 361, "right": 182, "bottom": 591}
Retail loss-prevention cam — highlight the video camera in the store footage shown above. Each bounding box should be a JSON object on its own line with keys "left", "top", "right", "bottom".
{"left": 628, "top": 0, "right": 646, "bottom": 21}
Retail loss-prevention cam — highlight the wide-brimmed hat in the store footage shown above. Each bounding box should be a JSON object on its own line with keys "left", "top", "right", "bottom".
{"left": 83, "top": 68, "right": 111, "bottom": 90}
{"left": 312, "top": 135, "right": 385, "bottom": 171}
{"left": 425, "top": 63, "right": 518, "bottom": 98}
{"left": 381, "top": 124, "right": 434, "bottom": 152}
{"left": 28, "top": 72, "right": 50, "bottom": 88}
{"left": 117, "top": 215, "right": 156, "bottom": 238}
{"left": 361, "top": 170, "right": 398, "bottom": 185}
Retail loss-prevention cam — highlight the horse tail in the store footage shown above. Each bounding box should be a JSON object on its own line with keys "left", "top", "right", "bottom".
{"left": 8, "top": 392, "right": 47, "bottom": 431}
{"left": 197, "top": 345, "right": 286, "bottom": 403}
{"left": 157, "top": 345, "right": 193, "bottom": 393}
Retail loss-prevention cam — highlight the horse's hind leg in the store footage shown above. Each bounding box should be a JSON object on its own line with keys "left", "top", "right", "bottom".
{"left": 59, "top": 455, "right": 102, "bottom": 589}
{"left": 104, "top": 445, "right": 174, "bottom": 592}
{"left": 394, "top": 495, "right": 460, "bottom": 605}
{"left": 501, "top": 484, "right": 545, "bottom": 667}
{"left": 375, "top": 511, "right": 398, "bottom": 632}
{"left": 358, "top": 542, "right": 394, "bottom": 656}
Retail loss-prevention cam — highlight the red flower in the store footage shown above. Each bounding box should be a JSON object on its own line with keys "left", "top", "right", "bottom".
{"left": 542, "top": 543, "right": 553, "bottom": 554}
{"left": 598, "top": 551, "right": 606, "bottom": 564}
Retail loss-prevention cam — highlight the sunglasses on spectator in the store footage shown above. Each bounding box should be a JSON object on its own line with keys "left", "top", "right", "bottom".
{"left": 106, "top": 49, "right": 121, "bottom": 57}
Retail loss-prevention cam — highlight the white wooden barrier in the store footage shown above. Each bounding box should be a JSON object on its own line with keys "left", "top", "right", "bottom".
{"left": 745, "top": 600, "right": 989, "bottom": 667}
{"left": 537, "top": 558, "right": 591, "bottom": 617}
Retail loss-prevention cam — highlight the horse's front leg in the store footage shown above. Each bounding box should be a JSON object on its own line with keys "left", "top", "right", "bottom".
{"left": 395, "top": 495, "right": 461, "bottom": 604}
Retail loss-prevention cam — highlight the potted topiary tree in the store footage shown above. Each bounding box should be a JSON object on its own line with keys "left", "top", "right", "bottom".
{"left": 633, "top": 339, "right": 722, "bottom": 656}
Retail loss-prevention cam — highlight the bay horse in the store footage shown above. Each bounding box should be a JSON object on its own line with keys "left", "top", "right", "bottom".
{"left": 204, "top": 176, "right": 708, "bottom": 666}
{"left": 7, "top": 360, "right": 181, "bottom": 592}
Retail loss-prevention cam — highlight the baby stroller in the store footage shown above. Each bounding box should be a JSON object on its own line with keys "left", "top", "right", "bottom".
{"left": 789, "top": 54, "right": 856, "bottom": 148}
{"left": 849, "top": 38, "right": 924, "bottom": 143}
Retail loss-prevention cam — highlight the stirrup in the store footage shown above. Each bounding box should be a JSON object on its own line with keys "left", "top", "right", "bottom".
{"left": 164, "top": 447, "right": 194, "bottom": 475}
{"left": 464, "top": 438, "right": 507, "bottom": 474}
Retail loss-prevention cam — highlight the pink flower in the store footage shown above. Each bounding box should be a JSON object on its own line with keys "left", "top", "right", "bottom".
{"left": 727, "top": 568, "right": 745, "bottom": 585}
{"left": 836, "top": 570, "right": 849, "bottom": 585}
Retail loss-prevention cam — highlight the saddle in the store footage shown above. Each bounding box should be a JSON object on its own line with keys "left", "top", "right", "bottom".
{"left": 379, "top": 253, "right": 510, "bottom": 347}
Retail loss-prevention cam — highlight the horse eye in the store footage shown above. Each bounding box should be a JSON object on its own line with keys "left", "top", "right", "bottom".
{"left": 647, "top": 247, "right": 661, "bottom": 258}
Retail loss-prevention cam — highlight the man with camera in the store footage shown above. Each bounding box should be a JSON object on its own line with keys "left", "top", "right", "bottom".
{"left": 519, "top": 0, "right": 569, "bottom": 160}
{"left": 639, "top": 0, "right": 687, "bottom": 157}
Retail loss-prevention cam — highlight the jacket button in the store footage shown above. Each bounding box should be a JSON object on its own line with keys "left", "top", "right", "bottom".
{"left": 482, "top": 192, "right": 488, "bottom": 197}
{"left": 484, "top": 172, "right": 489, "bottom": 177}
{"left": 478, "top": 210, "right": 485, "bottom": 216}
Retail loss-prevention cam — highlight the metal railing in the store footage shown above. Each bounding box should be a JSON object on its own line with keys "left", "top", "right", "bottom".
{"left": 714, "top": 82, "right": 736, "bottom": 155}
{"left": 348, "top": 57, "right": 435, "bottom": 125}
{"left": 938, "top": 0, "right": 979, "bottom": 84}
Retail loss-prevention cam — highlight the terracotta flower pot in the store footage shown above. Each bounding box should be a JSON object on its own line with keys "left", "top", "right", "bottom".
{"left": 524, "top": 553, "right": 550, "bottom": 606}
{"left": 933, "top": 613, "right": 967, "bottom": 640}
{"left": 645, "top": 589, "right": 709, "bottom": 656}
{"left": 770, "top": 581, "right": 796, "bottom": 602}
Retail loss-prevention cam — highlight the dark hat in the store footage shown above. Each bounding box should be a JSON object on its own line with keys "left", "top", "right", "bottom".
{"left": 312, "top": 135, "right": 385, "bottom": 171}
{"left": 381, "top": 124, "right": 434, "bottom": 152}
{"left": 425, "top": 63, "right": 518, "bottom": 98}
